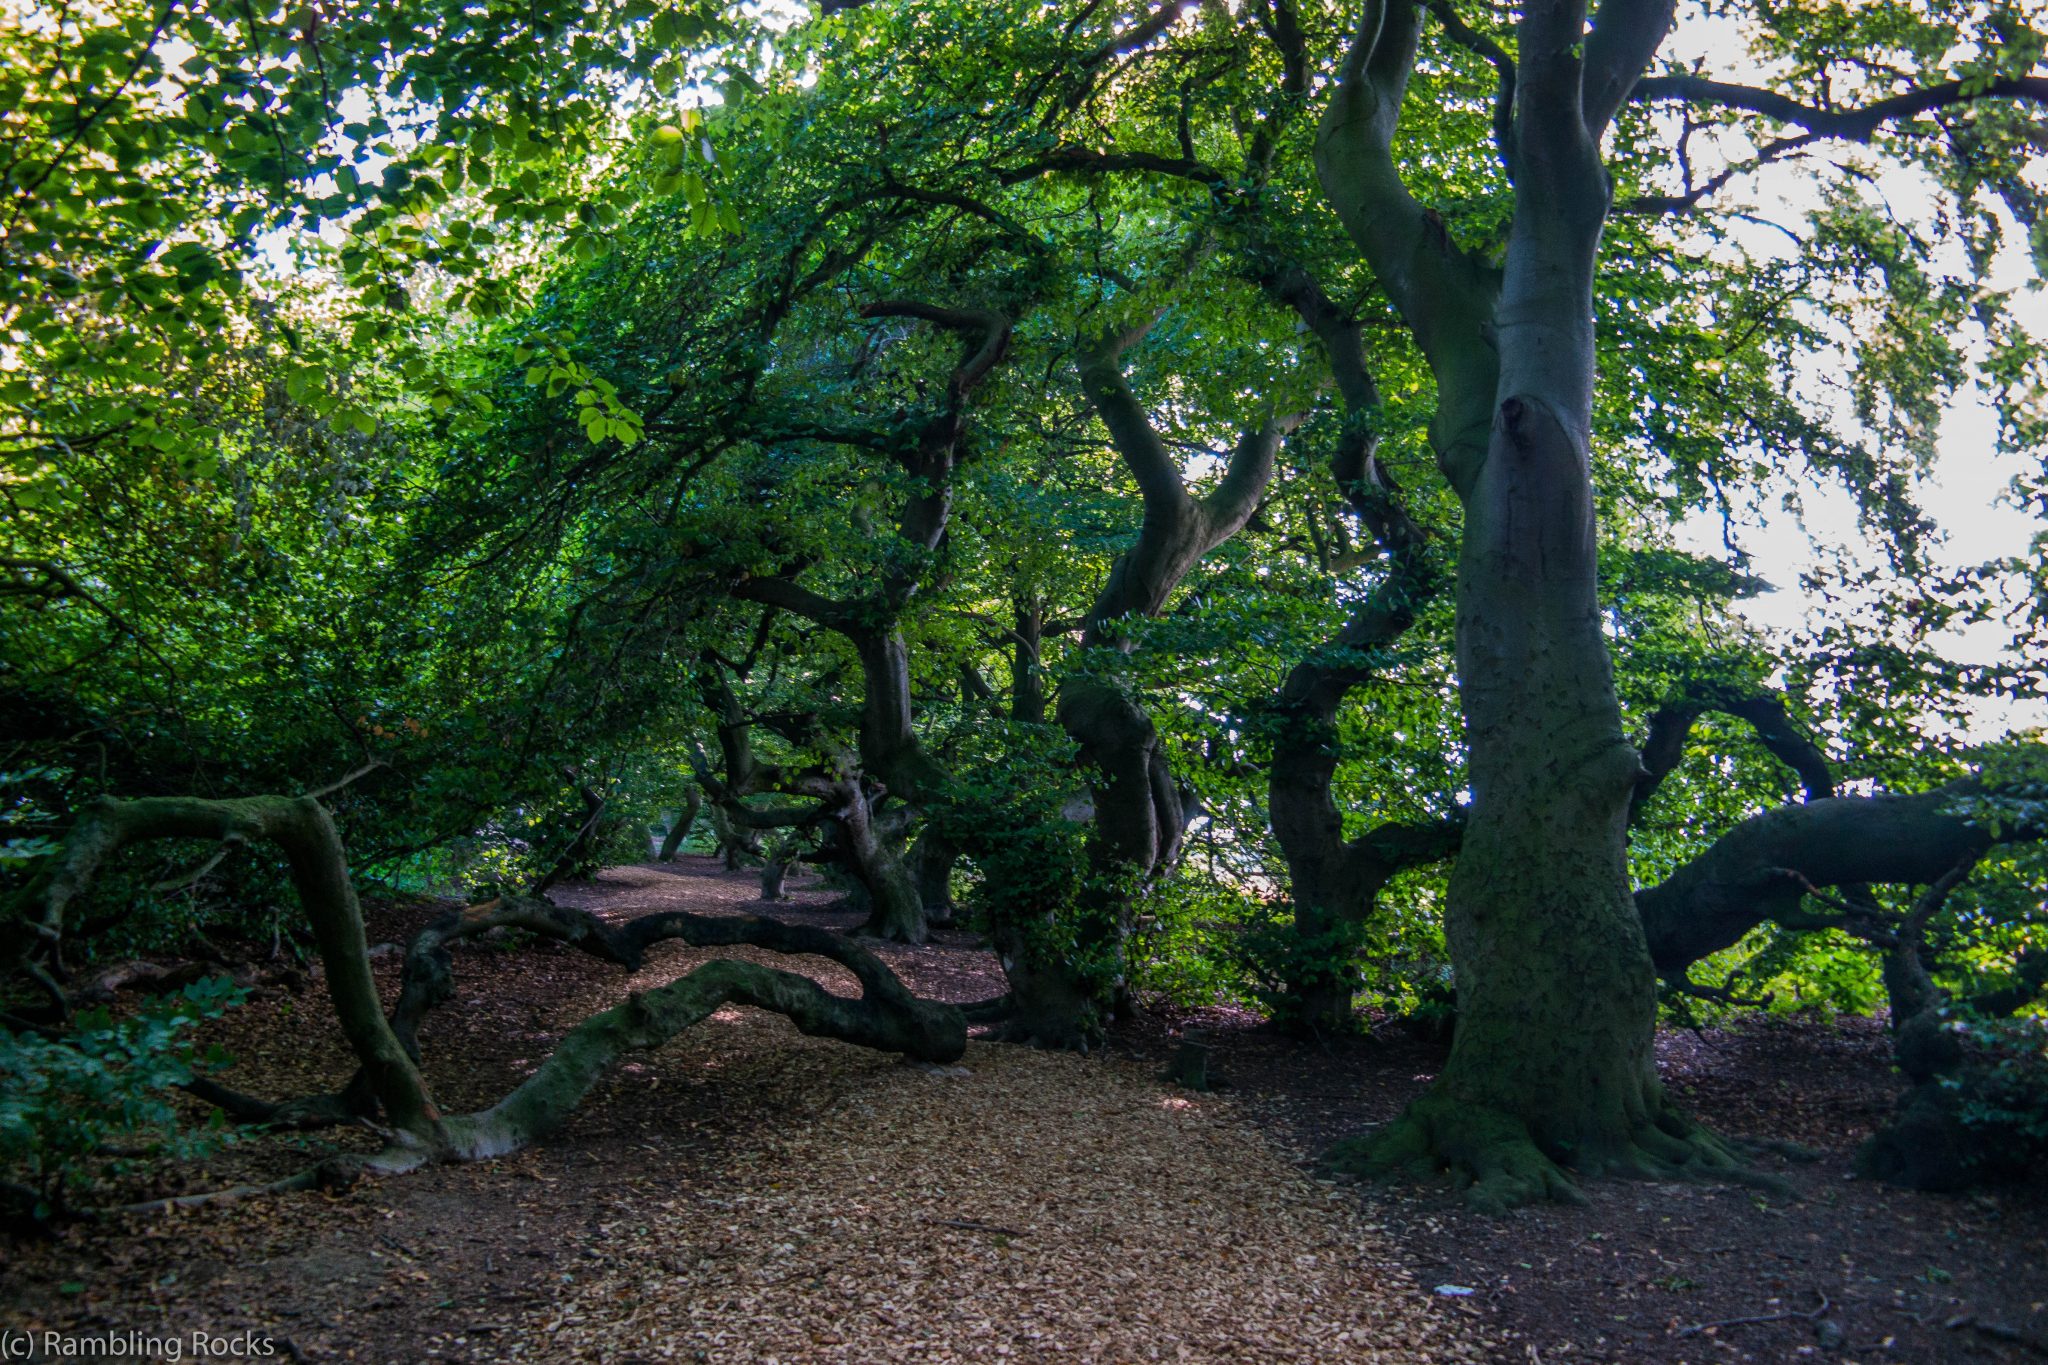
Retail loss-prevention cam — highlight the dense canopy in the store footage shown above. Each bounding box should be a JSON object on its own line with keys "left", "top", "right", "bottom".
{"left": 4, "top": 0, "right": 2047, "bottom": 1232}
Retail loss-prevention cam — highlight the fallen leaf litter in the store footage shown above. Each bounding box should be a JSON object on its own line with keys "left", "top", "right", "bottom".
{"left": 522, "top": 1021, "right": 1491, "bottom": 1362}
{"left": 7, "top": 860, "right": 1496, "bottom": 1362}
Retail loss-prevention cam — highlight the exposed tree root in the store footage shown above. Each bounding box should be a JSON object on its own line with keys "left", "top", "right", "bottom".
{"left": 180, "top": 1075, "right": 377, "bottom": 1131}
{"left": 1325, "top": 1091, "right": 1790, "bottom": 1215}
{"left": 986, "top": 1007, "right": 1102, "bottom": 1053}
{"left": 215, "top": 893, "right": 970, "bottom": 1156}
{"left": 0, "top": 1145, "right": 423, "bottom": 1226}
{"left": 958, "top": 992, "right": 1016, "bottom": 1024}
{"left": 1674, "top": 1289, "right": 1830, "bottom": 1339}
{"left": 109, "top": 1164, "right": 349, "bottom": 1218}
{"left": 851, "top": 918, "right": 930, "bottom": 947}
{"left": 383, "top": 892, "right": 948, "bottom": 1056}
{"left": 15, "top": 795, "right": 968, "bottom": 1216}
{"left": 437, "top": 953, "right": 961, "bottom": 1159}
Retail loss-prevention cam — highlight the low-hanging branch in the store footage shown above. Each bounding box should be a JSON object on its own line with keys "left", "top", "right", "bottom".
{"left": 12, "top": 793, "right": 967, "bottom": 1202}
{"left": 1634, "top": 776, "right": 2047, "bottom": 975}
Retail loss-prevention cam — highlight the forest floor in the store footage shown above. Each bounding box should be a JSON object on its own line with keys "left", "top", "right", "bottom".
{"left": 1, "top": 857, "right": 2043, "bottom": 1364}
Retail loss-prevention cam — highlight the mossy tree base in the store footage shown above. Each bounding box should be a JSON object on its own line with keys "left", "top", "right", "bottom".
{"left": 1326, "top": 1091, "right": 1787, "bottom": 1215}
{"left": 977, "top": 962, "right": 1104, "bottom": 1052}
{"left": 980, "top": 920, "right": 1113, "bottom": 1053}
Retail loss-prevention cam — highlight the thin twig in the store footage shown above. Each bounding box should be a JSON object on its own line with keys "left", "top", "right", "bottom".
{"left": 929, "top": 1217, "right": 1028, "bottom": 1237}
{"left": 1675, "top": 1290, "right": 1829, "bottom": 1337}
{"left": 301, "top": 759, "right": 386, "bottom": 801}
{"left": 150, "top": 835, "right": 242, "bottom": 893}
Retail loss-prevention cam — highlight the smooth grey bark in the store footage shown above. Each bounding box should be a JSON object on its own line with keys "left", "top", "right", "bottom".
{"left": 658, "top": 785, "right": 703, "bottom": 862}
{"left": 759, "top": 830, "right": 801, "bottom": 901}
{"left": 908, "top": 826, "right": 959, "bottom": 927}
{"left": 1314, "top": 0, "right": 1756, "bottom": 1210}
{"left": 1011, "top": 597, "right": 1049, "bottom": 725}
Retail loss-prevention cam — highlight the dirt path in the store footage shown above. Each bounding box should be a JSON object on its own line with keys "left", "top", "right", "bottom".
{"left": 1121, "top": 998, "right": 2048, "bottom": 1364}
{"left": 531, "top": 1039, "right": 1482, "bottom": 1363}
{"left": 0, "top": 860, "right": 1490, "bottom": 1363}
{"left": 7, "top": 858, "right": 2042, "bottom": 1362}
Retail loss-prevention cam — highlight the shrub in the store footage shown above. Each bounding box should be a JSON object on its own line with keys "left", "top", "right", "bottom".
{"left": 1859, "top": 1010, "right": 2048, "bottom": 1191}
{"left": 0, "top": 977, "right": 247, "bottom": 1221}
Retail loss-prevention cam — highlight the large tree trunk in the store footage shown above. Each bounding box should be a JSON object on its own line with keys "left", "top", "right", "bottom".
{"left": 1314, "top": 0, "right": 1753, "bottom": 1209}
{"left": 723, "top": 569, "right": 937, "bottom": 947}
{"left": 728, "top": 305, "right": 1014, "bottom": 952}
{"left": 909, "top": 826, "right": 959, "bottom": 928}
{"left": 1266, "top": 732, "right": 1370, "bottom": 1032}
{"left": 658, "top": 785, "right": 702, "bottom": 862}
{"left": 1267, "top": 701, "right": 1460, "bottom": 1032}
{"left": 985, "top": 918, "right": 1111, "bottom": 1050}
{"left": 1057, "top": 680, "right": 1187, "bottom": 880}
{"left": 758, "top": 831, "right": 798, "bottom": 901}
{"left": 1010, "top": 598, "right": 1048, "bottom": 725}
{"left": 841, "top": 624, "right": 938, "bottom": 944}
{"left": 852, "top": 626, "right": 923, "bottom": 789}
{"left": 1396, "top": 395, "right": 1679, "bottom": 1202}
{"left": 1024, "top": 678, "right": 1188, "bottom": 1044}
{"left": 1000, "top": 332, "right": 1290, "bottom": 1044}
{"left": 823, "top": 775, "right": 925, "bottom": 944}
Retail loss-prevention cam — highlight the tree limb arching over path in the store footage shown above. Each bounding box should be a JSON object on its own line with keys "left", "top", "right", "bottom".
{"left": 14, "top": 794, "right": 964, "bottom": 1200}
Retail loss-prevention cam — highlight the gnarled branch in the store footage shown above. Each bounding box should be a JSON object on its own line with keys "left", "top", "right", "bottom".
{"left": 1631, "top": 72, "right": 2048, "bottom": 144}
{"left": 1632, "top": 686, "right": 1834, "bottom": 822}
{"left": 1634, "top": 776, "right": 2045, "bottom": 975}
{"left": 18, "top": 794, "right": 967, "bottom": 1202}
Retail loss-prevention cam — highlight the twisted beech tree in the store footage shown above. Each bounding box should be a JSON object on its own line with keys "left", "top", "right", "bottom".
{"left": 1304, "top": 0, "right": 1709, "bottom": 1203}
{"left": 731, "top": 301, "right": 1018, "bottom": 943}
{"left": 1009, "top": 319, "right": 1303, "bottom": 1039}
{"left": 6, "top": 0, "right": 2047, "bottom": 1221}
{"left": 1304, "top": 0, "right": 2048, "bottom": 1204}
{"left": 12, "top": 794, "right": 962, "bottom": 1206}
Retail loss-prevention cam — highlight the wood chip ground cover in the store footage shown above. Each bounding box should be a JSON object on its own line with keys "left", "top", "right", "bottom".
{"left": 530, "top": 1038, "right": 1488, "bottom": 1363}
{"left": 5, "top": 858, "right": 2041, "bottom": 1362}
{"left": 0, "top": 860, "right": 1492, "bottom": 1363}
